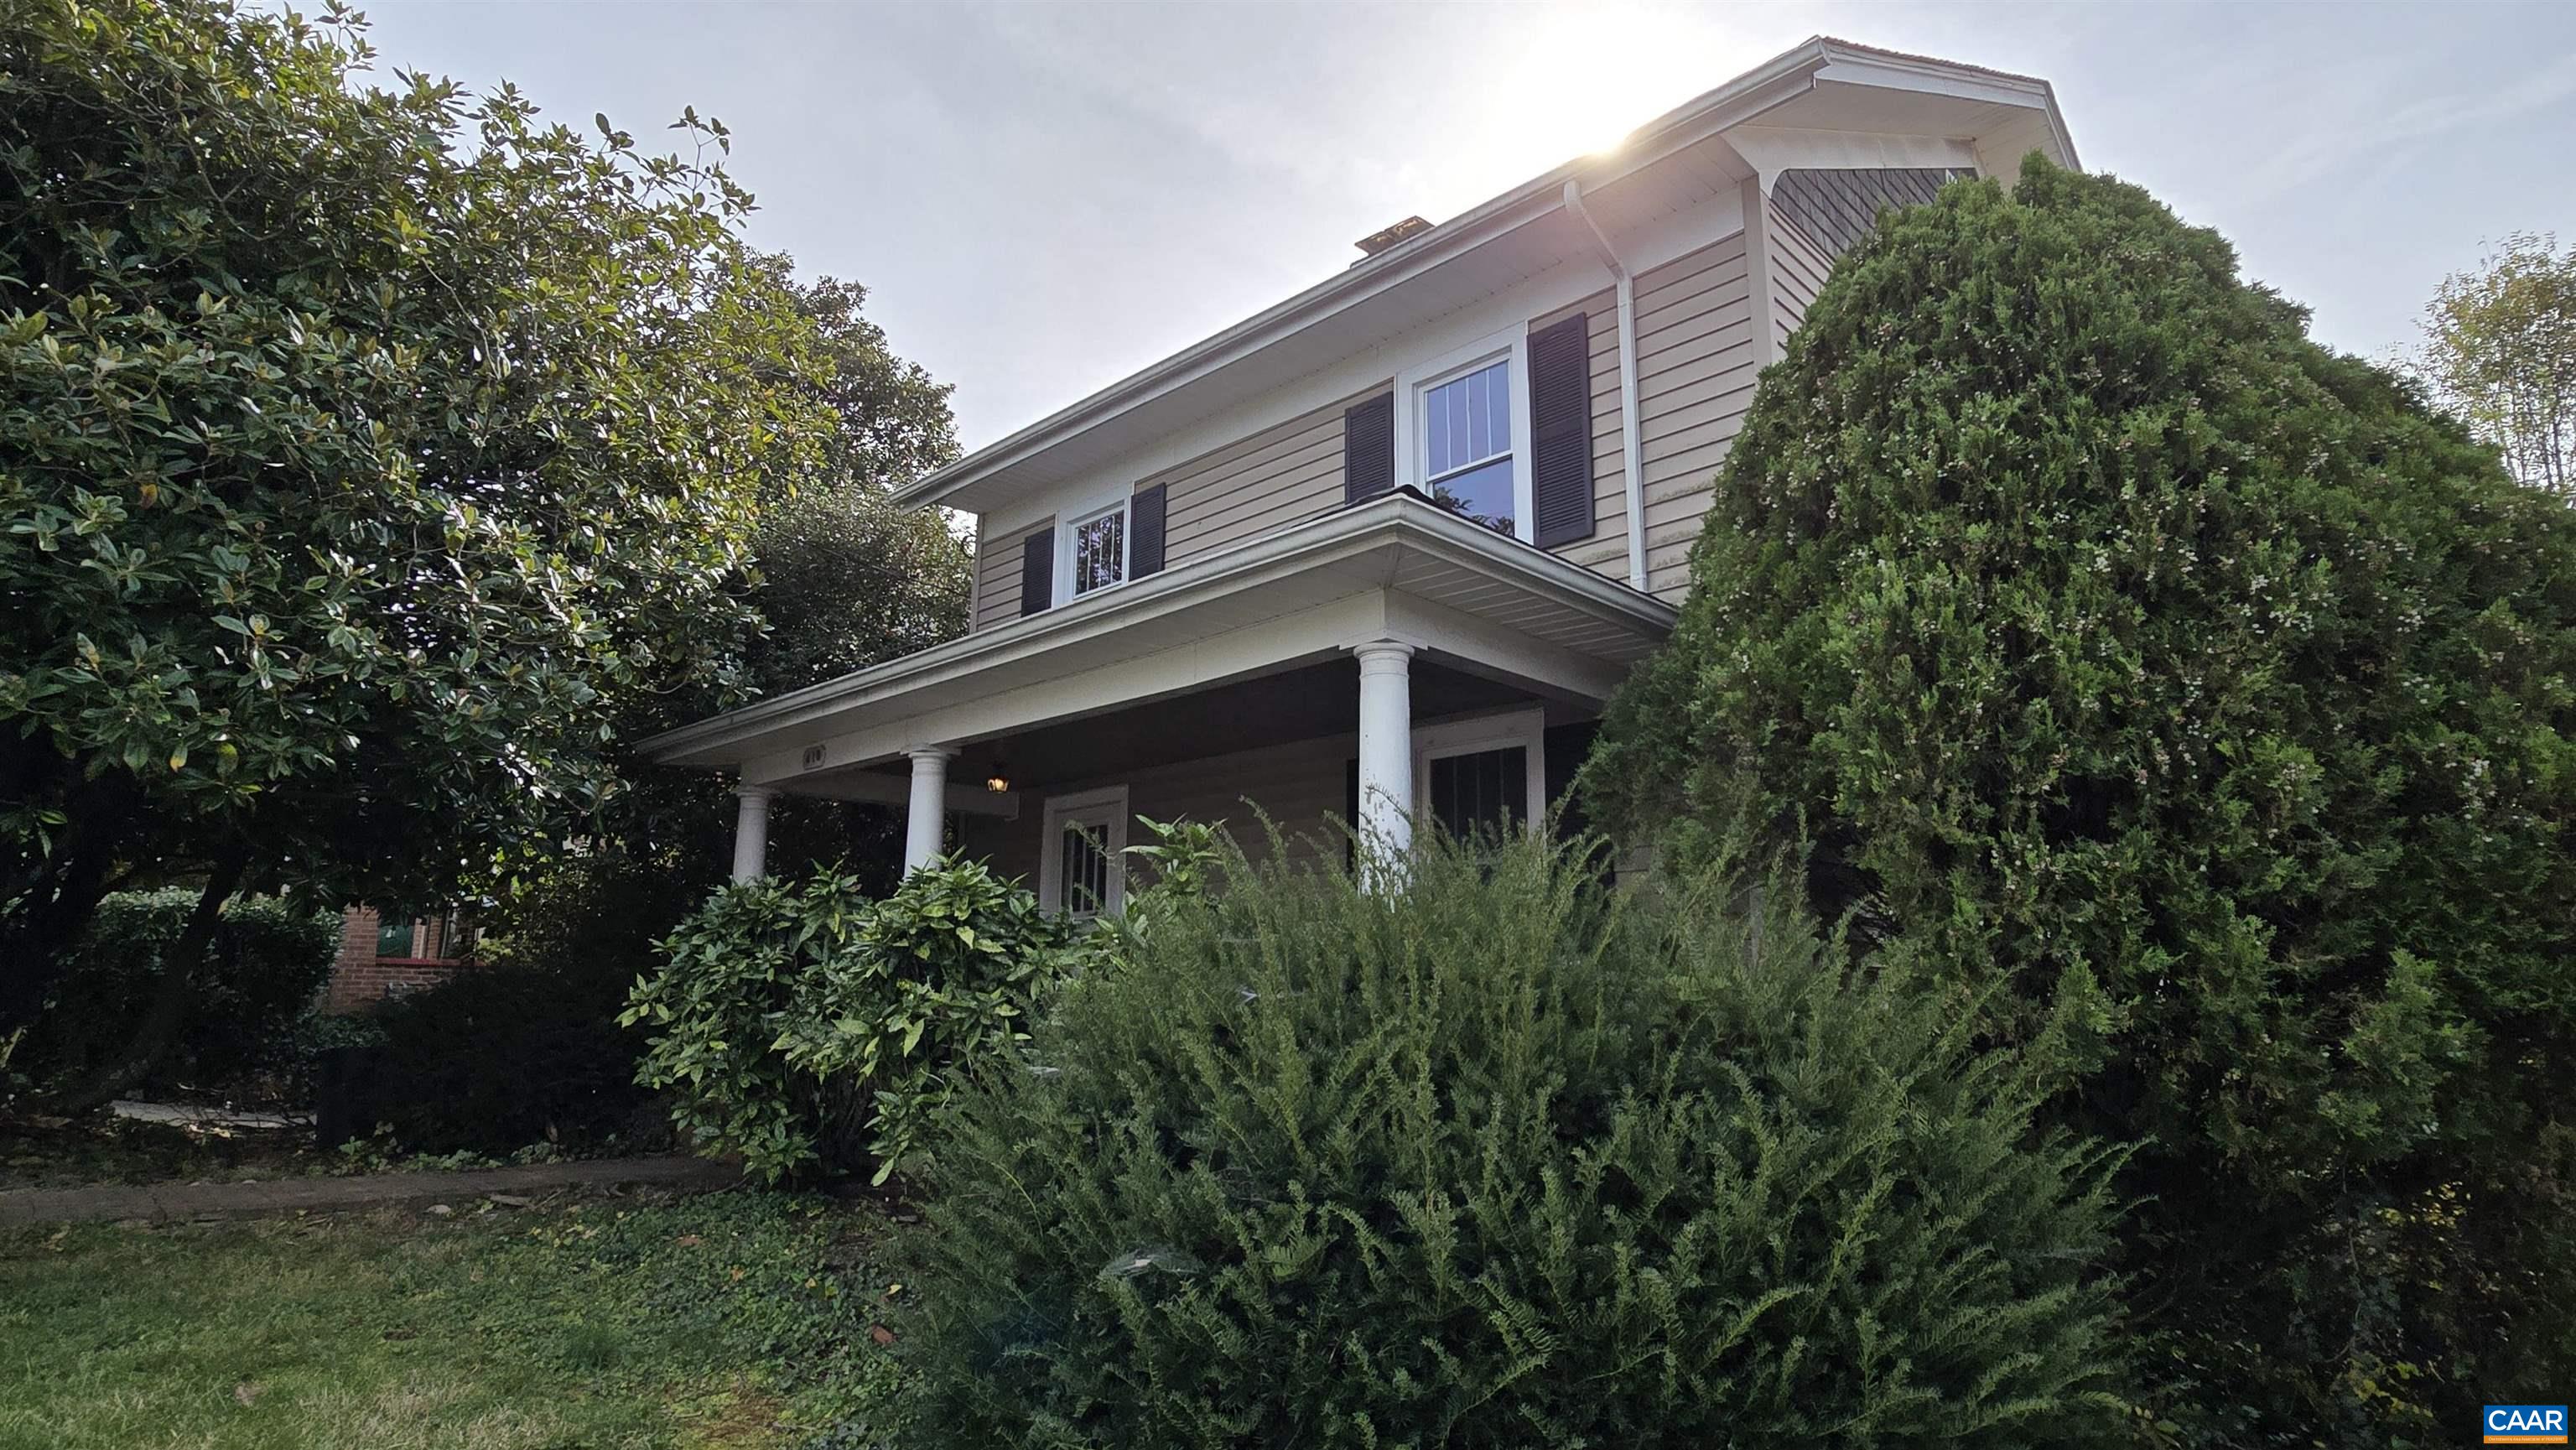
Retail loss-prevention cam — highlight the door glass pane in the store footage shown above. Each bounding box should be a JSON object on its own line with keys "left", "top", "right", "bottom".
{"left": 1060, "top": 819, "right": 1110, "bottom": 916}
{"left": 1429, "top": 746, "right": 1528, "bottom": 839}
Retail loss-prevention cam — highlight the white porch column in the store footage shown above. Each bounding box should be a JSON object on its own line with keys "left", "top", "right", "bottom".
{"left": 1352, "top": 641, "right": 1415, "bottom": 879}
{"left": 902, "top": 746, "right": 958, "bottom": 874}
{"left": 730, "top": 785, "right": 776, "bottom": 883}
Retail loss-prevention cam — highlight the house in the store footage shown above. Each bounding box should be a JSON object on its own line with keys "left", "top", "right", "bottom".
{"left": 644, "top": 38, "right": 2078, "bottom": 911}
{"left": 323, "top": 905, "right": 479, "bottom": 1012}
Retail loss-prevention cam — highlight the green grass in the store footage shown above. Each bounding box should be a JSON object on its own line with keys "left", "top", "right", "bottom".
{"left": 0, "top": 1189, "right": 917, "bottom": 1449}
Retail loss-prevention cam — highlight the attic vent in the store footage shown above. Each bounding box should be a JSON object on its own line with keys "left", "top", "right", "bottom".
{"left": 1353, "top": 216, "right": 1432, "bottom": 261}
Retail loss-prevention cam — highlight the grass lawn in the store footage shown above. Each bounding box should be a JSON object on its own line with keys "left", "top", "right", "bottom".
{"left": 0, "top": 1188, "right": 917, "bottom": 1450}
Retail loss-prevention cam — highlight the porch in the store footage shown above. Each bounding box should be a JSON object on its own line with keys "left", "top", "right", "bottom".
{"left": 641, "top": 492, "right": 1675, "bottom": 906}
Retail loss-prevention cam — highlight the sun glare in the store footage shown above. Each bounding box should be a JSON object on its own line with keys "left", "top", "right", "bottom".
{"left": 1474, "top": 8, "right": 1753, "bottom": 171}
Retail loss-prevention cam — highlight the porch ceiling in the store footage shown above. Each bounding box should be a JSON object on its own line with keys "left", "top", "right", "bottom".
{"left": 640, "top": 494, "right": 1675, "bottom": 788}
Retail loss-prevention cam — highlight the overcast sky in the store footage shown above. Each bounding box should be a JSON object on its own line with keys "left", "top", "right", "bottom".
{"left": 356, "top": 0, "right": 2576, "bottom": 452}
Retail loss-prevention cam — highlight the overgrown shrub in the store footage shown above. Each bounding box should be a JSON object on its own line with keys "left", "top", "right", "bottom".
{"left": 626, "top": 857, "right": 1077, "bottom": 1185}
{"left": 904, "top": 834, "right": 2131, "bottom": 1448}
{"left": 16, "top": 890, "right": 335, "bottom": 1098}
{"left": 315, "top": 956, "right": 652, "bottom": 1156}
{"left": 1587, "top": 156, "right": 2576, "bottom": 1437}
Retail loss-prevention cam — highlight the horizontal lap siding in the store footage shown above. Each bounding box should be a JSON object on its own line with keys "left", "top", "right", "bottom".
{"left": 966, "top": 734, "right": 1354, "bottom": 888}
{"left": 1155, "top": 395, "right": 1355, "bottom": 572}
{"left": 1530, "top": 289, "right": 1628, "bottom": 581}
{"left": 1770, "top": 202, "right": 1832, "bottom": 349}
{"left": 1633, "top": 231, "right": 1753, "bottom": 600}
{"left": 971, "top": 518, "right": 1048, "bottom": 631}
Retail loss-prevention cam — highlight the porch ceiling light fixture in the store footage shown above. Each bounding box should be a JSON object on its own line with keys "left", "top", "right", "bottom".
{"left": 985, "top": 766, "right": 1011, "bottom": 793}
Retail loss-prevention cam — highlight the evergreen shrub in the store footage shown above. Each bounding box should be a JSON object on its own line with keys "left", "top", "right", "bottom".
{"left": 1587, "top": 155, "right": 2576, "bottom": 1437}
{"left": 904, "top": 834, "right": 2130, "bottom": 1448}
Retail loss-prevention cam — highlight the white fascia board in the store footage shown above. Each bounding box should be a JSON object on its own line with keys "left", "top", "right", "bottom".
{"left": 641, "top": 495, "right": 1674, "bottom": 772}
{"left": 1809, "top": 41, "right": 2078, "bottom": 169}
{"left": 747, "top": 592, "right": 1394, "bottom": 787}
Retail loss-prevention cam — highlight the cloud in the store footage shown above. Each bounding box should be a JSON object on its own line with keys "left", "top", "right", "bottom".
{"left": 2244, "top": 47, "right": 2576, "bottom": 195}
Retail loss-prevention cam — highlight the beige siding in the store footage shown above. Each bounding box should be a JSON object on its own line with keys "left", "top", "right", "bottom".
{"left": 962, "top": 733, "right": 1354, "bottom": 888}
{"left": 1530, "top": 288, "right": 1630, "bottom": 583}
{"left": 1633, "top": 231, "right": 1755, "bottom": 600}
{"left": 1770, "top": 203, "right": 1832, "bottom": 349}
{"left": 1152, "top": 393, "right": 1359, "bottom": 573}
{"left": 971, "top": 517, "right": 1050, "bottom": 631}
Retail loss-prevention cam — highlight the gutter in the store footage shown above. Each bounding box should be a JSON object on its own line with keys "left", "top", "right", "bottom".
{"left": 1561, "top": 179, "right": 1650, "bottom": 593}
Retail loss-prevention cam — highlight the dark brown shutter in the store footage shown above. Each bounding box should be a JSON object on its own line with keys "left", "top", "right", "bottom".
{"left": 1528, "top": 313, "right": 1595, "bottom": 547}
{"left": 1019, "top": 527, "right": 1053, "bottom": 616}
{"left": 1343, "top": 392, "right": 1394, "bottom": 505}
{"left": 1130, "top": 483, "right": 1167, "bottom": 577}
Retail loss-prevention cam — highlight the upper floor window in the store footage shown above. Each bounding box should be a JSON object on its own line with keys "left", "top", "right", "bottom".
{"left": 1421, "top": 359, "right": 1514, "bottom": 534}
{"left": 1069, "top": 500, "right": 1127, "bottom": 597}
{"left": 1394, "top": 326, "right": 1534, "bottom": 543}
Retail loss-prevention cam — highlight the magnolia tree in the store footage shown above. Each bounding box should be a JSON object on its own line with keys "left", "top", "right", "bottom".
{"left": 0, "top": 0, "right": 846, "bottom": 1063}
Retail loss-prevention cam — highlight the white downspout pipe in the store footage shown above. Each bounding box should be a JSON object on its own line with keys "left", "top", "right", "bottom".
{"left": 1562, "top": 179, "right": 1649, "bottom": 594}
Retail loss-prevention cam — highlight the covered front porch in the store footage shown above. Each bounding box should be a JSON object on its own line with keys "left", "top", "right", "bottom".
{"left": 641, "top": 493, "right": 1675, "bottom": 907}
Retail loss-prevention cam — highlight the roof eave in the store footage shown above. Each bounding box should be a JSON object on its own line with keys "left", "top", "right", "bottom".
{"left": 894, "top": 39, "right": 1838, "bottom": 513}
{"left": 639, "top": 494, "right": 1675, "bottom": 767}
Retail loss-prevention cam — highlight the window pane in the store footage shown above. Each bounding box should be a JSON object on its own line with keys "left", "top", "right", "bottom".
{"left": 1074, "top": 509, "right": 1125, "bottom": 595}
{"left": 1428, "top": 456, "right": 1514, "bottom": 534}
{"left": 1448, "top": 374, "right": 1471, "bottom": 472}
{"left": 1467, "top": 366, "right": 1491, "bottom": 462}
{"left": 1424, "top": 361, "right": 1509, "bottom": 484}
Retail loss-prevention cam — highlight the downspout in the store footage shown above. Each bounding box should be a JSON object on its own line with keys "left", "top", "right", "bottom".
{"left": 1561, "top": 179, "right": 1649, "bottom": 593}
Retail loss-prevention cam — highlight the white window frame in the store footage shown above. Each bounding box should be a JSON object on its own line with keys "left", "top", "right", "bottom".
{"left": 1054, "top": 484, "right": 1133, "bottom": 606}
{"left": 1038, "top": 784, "right": 1130, "bottom": 916}
{"left": 1411, "top": 707, "right": 1547, "bottom": 836}
{"left": 1392, "top": 325, "right": 1535, "bottom": 543}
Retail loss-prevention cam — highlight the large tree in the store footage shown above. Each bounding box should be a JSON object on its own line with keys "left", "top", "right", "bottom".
{"left": 0, "top": 0, "right": 842, "bottom": 1046}
{"left": 2417, "top": 231, "right": 2576, "bottom": 495}
{"left": 480, "top": 266, "right": 971, "bottom": 985}
{"left": 1589, "top": 159, "right": 2576, "bottom": 1441}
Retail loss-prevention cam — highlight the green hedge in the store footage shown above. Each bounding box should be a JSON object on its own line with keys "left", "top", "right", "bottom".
{"left": 16, "top": 890, "right": 335, "bottom": 1096}
{"left": 903, "top": 834, "right": 2132, "bottom": 1447}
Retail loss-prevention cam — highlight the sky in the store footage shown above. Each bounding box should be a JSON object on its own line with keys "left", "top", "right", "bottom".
{"left": 353, "top": 0, "right": 2576, "bottom": 453}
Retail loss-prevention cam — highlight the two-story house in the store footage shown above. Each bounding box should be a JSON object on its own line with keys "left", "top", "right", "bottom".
{"left": 644, "top": 37, "right": 2077, "bottom": 912}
